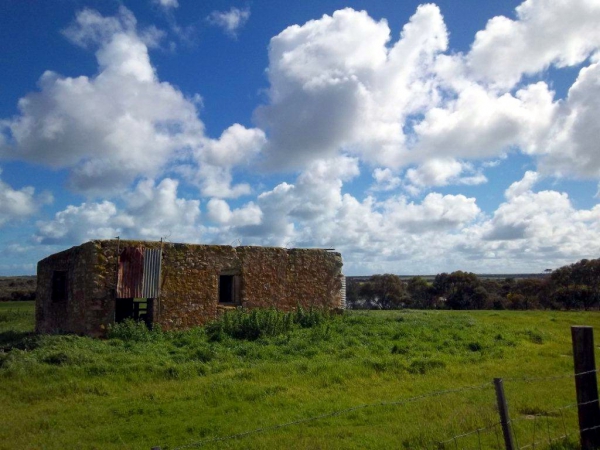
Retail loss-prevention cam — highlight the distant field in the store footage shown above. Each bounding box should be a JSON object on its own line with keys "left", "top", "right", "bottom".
{"left": 1, "top": 301, "right": 597, "bottom": 449}
{"left": 0, "top": 276, "right": 36, "bottom": 302}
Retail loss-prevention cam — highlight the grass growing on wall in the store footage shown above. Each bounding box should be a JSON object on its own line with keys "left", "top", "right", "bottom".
{"left": 0, "top": 301, "right": 596, "bottom": 449}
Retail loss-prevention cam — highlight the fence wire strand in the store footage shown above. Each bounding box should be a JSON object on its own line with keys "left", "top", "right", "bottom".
{"left": 165, "top": 368, "right": 600, "bottom": 450}
{"left": 436, "top": 422, "right": 500, "bottom": 448}
{"left": 172, "top": 381, "right": 493, "bottom": 449}
{"left": 515, "top": 397, "right": 600, "bottom": 449}
{"left": 503, "top": 368, "right": 599, "bottom": 383}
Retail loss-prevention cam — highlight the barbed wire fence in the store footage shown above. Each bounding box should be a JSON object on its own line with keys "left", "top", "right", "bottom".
{"left": 152, "top": 326, "right": 600, "bottom": 450}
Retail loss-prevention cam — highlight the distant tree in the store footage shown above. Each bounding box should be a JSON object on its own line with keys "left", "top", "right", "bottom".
{"left": 433, "top": 271, "right": 487, "bottom": 310}
{"left": 547, "top": 259, "right": 600, "bottom": 310}
{"left": 359, "top": 274, "right": 407, "bottom": 309}
{"left": 406, "top": 276, "right": 433, "bottom": 309}
{"left": 510, "top": 278, "right": 544, "bottom": 309}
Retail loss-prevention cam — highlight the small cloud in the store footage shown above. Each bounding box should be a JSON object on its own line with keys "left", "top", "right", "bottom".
{"left": 153, "top": 0, "right": 179, "bottom": 10}
{"left": 207, "top": 7, "right": 250, "bottom": 39}
{"left": 482, "top": 159, "right": 502, "bottom": 168}
{"left": 140, "top": 25, "right": 166, "bottom": 48}
{"left": 370, "top": 168, "right": 401, "bottom": 192}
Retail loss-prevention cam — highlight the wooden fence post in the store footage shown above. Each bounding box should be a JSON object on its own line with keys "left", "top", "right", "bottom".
{"left": 572, "top": 326, "right": 600, "bottom": 450}
{"left": 494, "top": 378, "right": 516, "bottom": 450}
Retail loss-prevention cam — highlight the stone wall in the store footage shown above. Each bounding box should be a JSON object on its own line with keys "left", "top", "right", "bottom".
{"left": 36, "top": 240, "right": 343, "bottom": 336}
{"left": 36, "top": 242, "right": 103, "bottom": 335}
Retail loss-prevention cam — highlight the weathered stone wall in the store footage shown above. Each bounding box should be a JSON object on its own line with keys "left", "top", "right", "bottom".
{"left": 36, "top": 240, "right": 344, "bottom": 336}
{"left": 36, "top": 242, "right": 103, "bottom": 335}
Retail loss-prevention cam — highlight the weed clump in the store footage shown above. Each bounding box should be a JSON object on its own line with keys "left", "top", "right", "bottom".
{"left": 205, "top": 307, "right": 333, "bottom": 341}
{"left": 107, "top": 319, "right": 163, "bottom": 342}
{"left": 408, "top": 358, "right": 446, "bottom": 374}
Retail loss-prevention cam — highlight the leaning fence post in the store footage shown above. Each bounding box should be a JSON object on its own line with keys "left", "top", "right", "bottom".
{"left": 571, "top": 326, "right": 600, "bottom": 450}
{"left": 494, "top": 378, "right": 516, "bottom": 450}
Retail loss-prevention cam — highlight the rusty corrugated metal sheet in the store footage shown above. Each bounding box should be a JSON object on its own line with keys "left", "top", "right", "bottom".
{"left": 142, "top": 248, "right": 162, "bottom": 298}
{"left": 117, "top": 247, "right": 144, "bottom": 298}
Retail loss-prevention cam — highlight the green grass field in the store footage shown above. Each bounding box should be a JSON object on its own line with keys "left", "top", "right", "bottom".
{"left": 1, "top": 302, "right": 598, "bottom": 449}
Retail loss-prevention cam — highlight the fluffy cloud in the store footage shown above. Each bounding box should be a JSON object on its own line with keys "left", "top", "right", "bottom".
{"left": 459, "top": 173, "right": 600, "bottom": 270}
{"left": 1, "top": 8, "right": 203, "bottom": 195}
{"left": 183, "top": 123, "right": 266, "bottom": 198}
{"left": 468, "top": 0, "right": 600, "bottom": 89}
{"left": 0, "top": 169, "right": 52, "bottom": 226}
{"left": 256, "top": 5, "right": 448, "bottom": 170}
{"left": 413, "top": 82, "right": 557, "bottom": 161}
{"left": 371, "top": 168, "right": 401, "bottom": 192}
{"left": 206, "top": 199, "right": 262, "bottom": 227}
{"left": 231, "top": 157, "right": 480, "bottom": 261}
{"left": 253, "top": 1, "right": 600, "bottom": 190}
{"left": 536, "top": 63, "right": 600, "bottom": 178}
{"left": 404, "top": 158, "right": 487, "bottom": 194}
{"left": 35, "top": 178, "right": 200, "bottom": 244}
{"left": 0, "top": 7, "right": 267, "bottom": 198}
{"left": 207, "top": 7, "right": 250, "bottom": 38}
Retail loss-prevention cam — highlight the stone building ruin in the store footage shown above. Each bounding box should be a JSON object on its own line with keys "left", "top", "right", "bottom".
{"left": 36, "top": 240, "right": 345, "bottom": 337}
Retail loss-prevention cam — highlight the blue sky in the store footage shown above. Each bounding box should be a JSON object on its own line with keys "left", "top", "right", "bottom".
{"left": 1, "top": 0, "right": 599, "bottom": 276}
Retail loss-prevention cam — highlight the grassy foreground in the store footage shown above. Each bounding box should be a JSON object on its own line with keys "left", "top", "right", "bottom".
{"left": 1, "top": 302, "right": 598, "bottom": 449}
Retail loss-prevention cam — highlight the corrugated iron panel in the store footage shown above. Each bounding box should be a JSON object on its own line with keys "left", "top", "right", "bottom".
{"left": 117, "top": 247, "right": 144, "bottom": 298}
{"left": 340, "top": 275, "right": 347, "bottom": 309}
{"left": 142, "top": 248, "right": 162, "bottom": 298}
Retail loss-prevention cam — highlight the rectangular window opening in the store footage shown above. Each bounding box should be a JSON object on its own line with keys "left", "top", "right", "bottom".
{"left": 51, "top": 270, "right": 68, "bottom": 303}
{"left": 219, "top": 274, "right": 241, "bottom": 304}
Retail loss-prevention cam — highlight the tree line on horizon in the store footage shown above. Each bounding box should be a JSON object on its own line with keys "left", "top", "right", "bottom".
{"left": 347, "top": 258, "right": 600, "bottom": 311}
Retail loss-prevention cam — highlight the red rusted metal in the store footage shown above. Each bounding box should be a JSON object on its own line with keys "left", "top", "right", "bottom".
{"left": 117, "top": 246, "right": 144, "bottom": 298}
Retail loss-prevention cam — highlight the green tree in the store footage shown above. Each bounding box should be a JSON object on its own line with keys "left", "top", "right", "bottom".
{"left": 433, "top": 271, "right": 488, "bottom": 310}
{"left": 406, "top": 276, "right": 433, "bottom": 309}
{"left": 359, "top": 274, "right": 407, "bottom": 309}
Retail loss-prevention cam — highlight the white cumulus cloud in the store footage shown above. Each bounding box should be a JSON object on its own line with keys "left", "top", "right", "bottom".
{"left": 255, "top": 5, "right": 448, "bottom": 170}
{"left": 0, "top": 168, "right": 52, "bottom": 227}
{"left": 35, "top": 178, "right": 201, "bottom": 244}
{"left": 467, "top": 0, "right": 600, "bottom": 89}
{"left": 1, "top": 7, "right": 204, "bottom": 195}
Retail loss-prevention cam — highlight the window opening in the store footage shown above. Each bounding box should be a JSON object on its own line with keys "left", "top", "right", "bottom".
{"left": 51, "top": 271, "right": 68, "bottom": 302}
{"left": 219, "top": 274, "right": 241, "bottom": 304}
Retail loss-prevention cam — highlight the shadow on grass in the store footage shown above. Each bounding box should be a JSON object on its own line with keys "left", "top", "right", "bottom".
{"left": 0, "top": 331, "right": 39, "bottom": 351}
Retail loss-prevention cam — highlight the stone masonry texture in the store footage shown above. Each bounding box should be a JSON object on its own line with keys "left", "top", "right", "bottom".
{"left": 36, "top": 240, "right": 344, "bottom": 337}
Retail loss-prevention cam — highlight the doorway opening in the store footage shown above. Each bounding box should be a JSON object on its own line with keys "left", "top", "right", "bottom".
{"left": 219, "top": 274, "right": 241, "bottom": 305}
{"left": 115, "top": 298, "right": 154, "bottom": 328}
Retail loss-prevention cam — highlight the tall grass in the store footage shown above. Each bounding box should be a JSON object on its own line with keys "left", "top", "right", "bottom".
{"left": 205, "top": 306, "right": 331, "bottom": 341}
